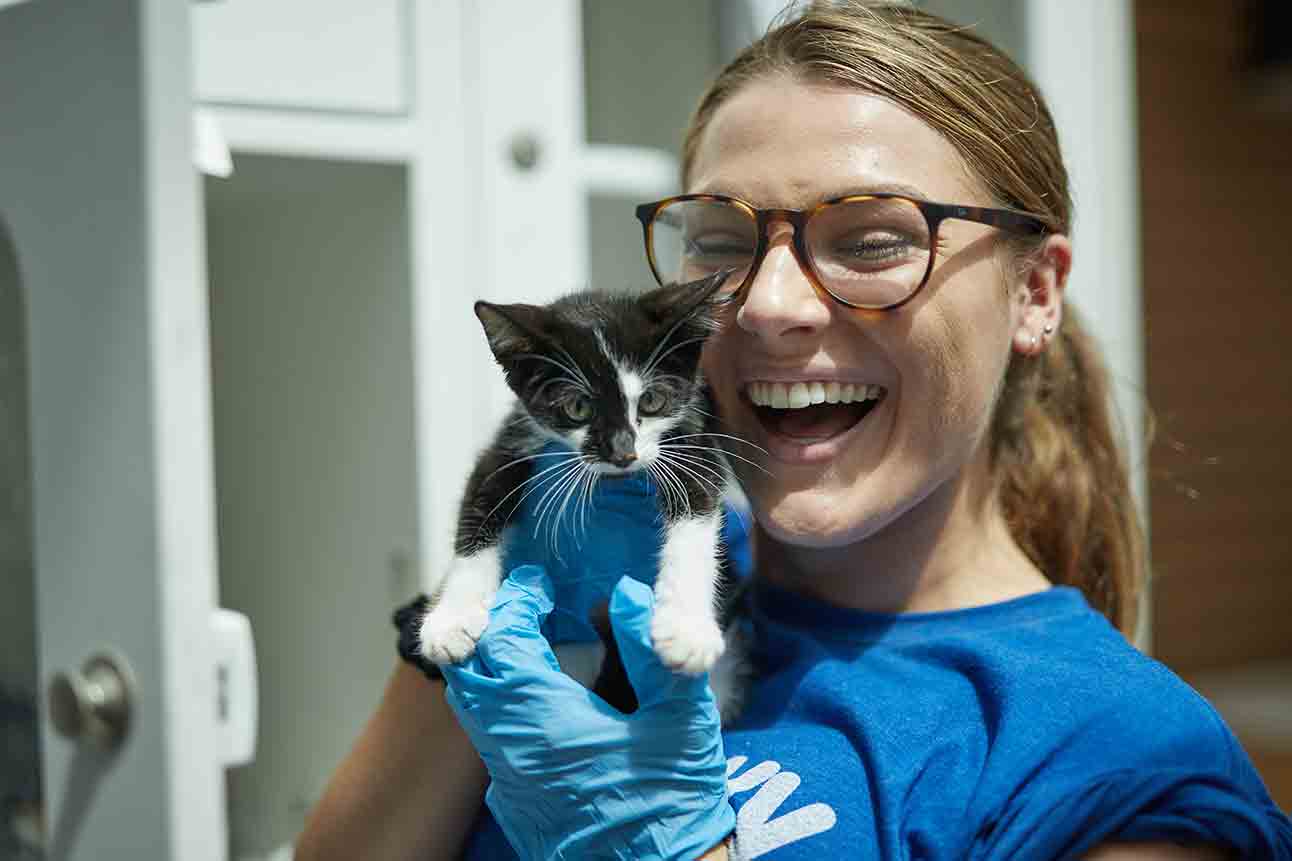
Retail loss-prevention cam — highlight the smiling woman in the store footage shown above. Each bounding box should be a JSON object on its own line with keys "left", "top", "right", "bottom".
{"left": 297, "top": 3, "right": 1292, "bottom": 860}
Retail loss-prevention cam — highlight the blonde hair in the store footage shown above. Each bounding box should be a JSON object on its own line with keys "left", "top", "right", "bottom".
{"left": 684, "top": 1, "right": 1144, "bottom": 634}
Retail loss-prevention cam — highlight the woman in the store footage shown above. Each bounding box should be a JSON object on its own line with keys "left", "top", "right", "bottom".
{"left": 296, "top": 3, "right": 1292, "bottom": 859}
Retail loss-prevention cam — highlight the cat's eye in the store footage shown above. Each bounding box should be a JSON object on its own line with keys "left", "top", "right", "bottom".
{"left": 638, "top": 387, "right": 669, "bottom": 416}
{"left": 562, "top": 394, "right": 593, "bottom": 422}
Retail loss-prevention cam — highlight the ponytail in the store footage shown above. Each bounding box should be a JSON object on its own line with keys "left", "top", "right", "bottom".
{"left": 993, "top": 302, "right": 1146, "bottom": 635}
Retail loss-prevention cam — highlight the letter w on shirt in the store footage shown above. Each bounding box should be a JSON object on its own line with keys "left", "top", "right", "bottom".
{"left": 726, "top": 756, "right": 838, "bottom": 859}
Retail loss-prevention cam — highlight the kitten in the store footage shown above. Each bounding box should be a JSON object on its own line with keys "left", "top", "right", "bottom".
{"left": 416, "top": 270, "right": 750, "bottom": 718}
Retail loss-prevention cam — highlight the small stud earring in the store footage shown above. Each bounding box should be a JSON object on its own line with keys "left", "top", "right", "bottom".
{"left": 1029, "top": 334, "right": 1037, "bottom": 349}
{"left": 1043, "top": 324, "right": 1054, "bottom": 335}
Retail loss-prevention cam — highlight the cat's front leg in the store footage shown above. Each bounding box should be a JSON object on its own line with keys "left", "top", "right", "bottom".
{"left": 418, "top": 546, "right": 503, "bottom": 665}
{"left": 651, "top": 509, "right": 726, "bottom": 674}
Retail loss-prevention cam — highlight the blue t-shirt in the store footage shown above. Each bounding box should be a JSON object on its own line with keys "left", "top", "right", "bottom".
{"left": 461, "top": 581, "right": 1292, "bottom": 859}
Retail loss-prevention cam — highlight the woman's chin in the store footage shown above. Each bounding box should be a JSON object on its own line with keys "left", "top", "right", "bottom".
{"left": 752, "top": 490, "right": 875, "bottom": 549}
{"left": 745, "top": 460, "right": 928, "bottom": 551}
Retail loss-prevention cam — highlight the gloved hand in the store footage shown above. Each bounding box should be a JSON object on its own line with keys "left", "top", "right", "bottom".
{"left": 500, "top": 441, "right": 667, "bottom": 645}
{"left": 441, "top": 565, "right": 736, "bottom": 861}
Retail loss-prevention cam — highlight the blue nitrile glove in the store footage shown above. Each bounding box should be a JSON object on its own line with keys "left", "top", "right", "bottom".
{"left": 441, "top": 566, "right": 736, "bottom": 861}
{"left": 500, "top": 441, "right": 667, "bottom": 645}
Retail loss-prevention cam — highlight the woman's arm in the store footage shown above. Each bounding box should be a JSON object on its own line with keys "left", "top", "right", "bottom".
{"left": 295, "top": 661, "right": 489, "bottom": 861}
{"left": 1084, "top": 842, "right": 1232, "bottom": 859}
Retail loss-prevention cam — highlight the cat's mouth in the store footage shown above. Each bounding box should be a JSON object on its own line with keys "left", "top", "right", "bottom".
{"left": 744, "top": 380, "right": 886, "bottom": 442}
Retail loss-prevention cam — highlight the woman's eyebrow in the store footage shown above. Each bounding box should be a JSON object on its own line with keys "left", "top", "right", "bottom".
{"left": 829, "top": 182, "right": 930, "bottom": 201}
{"left": 689, "top": 181, "right": 933, "bottom": 206}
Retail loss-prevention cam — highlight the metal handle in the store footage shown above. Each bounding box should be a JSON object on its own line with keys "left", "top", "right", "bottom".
{"left": 47, "top": 652, "right": 134, "bottom": 751}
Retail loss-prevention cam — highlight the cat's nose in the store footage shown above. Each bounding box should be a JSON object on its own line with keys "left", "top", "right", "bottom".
{"left": 606, "top": 430, "right": 638, "bottom": 468}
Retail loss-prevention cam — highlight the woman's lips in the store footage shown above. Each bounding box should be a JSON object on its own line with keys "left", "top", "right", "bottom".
{"left": 741, "top": 391, "right": 885, "bottom": 465}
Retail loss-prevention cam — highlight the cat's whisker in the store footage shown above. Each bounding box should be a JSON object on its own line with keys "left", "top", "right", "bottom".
{"left": 531, "top": 457, "right": 583, "bottom": 534}
{"left": 646, "top": 461, "right": 682, "bottom": 519}
{"left": 507, "top": 461, "right": 584, "bottom": 550}
{"left": 657, "top": 452, "right": 725, "bottom": 500}
{"left": 662, "top": 442, "right": 772, "bottom": 477}
{"left": 528, "top": 472, "right": 573, "bottom": 561}
{"left": 649, "top": 457, "right": 693, "bottom": 519}
{"left": 645, "top": 372, "right": 697, "bottom": 390}
{"left": 478, "top": 448, "right": 589, "bottom": 487}
{"left": 558, "top": 462, "right": 596, "bottom": 556}
{"left": 656, "top": 450, "right": 730, "bottom": 486}
{"left": 667, "top": 432, "right": 769, "bottom": 455}
{"left": 474, "top": 454, "right": 584, "bottom": 539}
{"left": 643, "top": 335, "right": 709, "bottom": 379}
{"left": 533, "top": 376, "right": 590, "bottom": 401}
{"left": 515, "top": 353, "right": 592, "bottom": 394}
{"left": 534, "top": 457, "right": 590, "bottom": 558}
{"left": 551, "top": 344, "right": 594, "bottom": 392}
{"left": 576, "top": 467, "right": 599, "bottom": 546}
{"left": 551, "top": 458, "right": 592, "bottom": 554}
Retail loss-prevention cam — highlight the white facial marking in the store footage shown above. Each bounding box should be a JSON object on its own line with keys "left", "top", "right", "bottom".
{"left": 619, "top": 366, "right": 644, "bottom": 426}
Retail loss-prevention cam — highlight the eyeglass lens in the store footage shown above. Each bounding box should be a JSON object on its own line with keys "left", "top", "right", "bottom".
{"left": 649, "top": 198, "right": 933, "bottom": 309}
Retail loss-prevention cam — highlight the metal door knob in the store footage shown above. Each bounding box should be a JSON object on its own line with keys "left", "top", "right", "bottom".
{"left": 47, "top": 652, "right": 134, "bottom": 751}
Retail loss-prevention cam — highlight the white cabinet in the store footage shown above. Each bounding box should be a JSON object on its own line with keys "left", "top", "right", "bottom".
{"left": 194, "top": 2, "right": 588, "bottom": 856}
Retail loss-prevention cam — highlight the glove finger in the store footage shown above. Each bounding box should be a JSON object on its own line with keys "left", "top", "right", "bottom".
{"left": 438, "top": 647, "right": 501, "bottom": 704}
{"left": 609, "top": 576, "right": 711, "bottom": 708}
{"left": 474, "top": 565, "right": 564, "bottom": 677}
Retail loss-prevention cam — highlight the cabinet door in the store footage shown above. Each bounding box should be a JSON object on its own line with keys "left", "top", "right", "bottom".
{"left": 0, "top": 1, "right": 227, "bottom": 857}
{"left": 193, "top": 0, "right": 409, "bottom": 115}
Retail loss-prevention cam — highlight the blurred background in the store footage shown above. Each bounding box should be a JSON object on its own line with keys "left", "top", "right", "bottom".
{"left": 1, "top": 0, "right": 1288, "bottom": 858}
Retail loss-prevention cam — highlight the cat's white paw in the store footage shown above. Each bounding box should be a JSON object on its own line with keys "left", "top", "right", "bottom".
{"left": 419, "top": 602, "right": 489, "bottom": 665}
{"left": 651, "top": 604, "right": 726, "bottom": 675}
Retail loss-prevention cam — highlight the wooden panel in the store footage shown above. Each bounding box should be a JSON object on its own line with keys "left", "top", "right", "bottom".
{"left": 1136, "top": 0, "right": 1292, "bottom": 673}
{"left": 1248, "top": 747, "right": 1292, "bottom": 813}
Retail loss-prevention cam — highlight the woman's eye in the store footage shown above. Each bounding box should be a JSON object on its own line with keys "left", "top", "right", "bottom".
{"left": 684, "top": 233, "right": 754, "bottom": 258}
{"left": 836, "top": 232, "right": 917, "bottom": 262}
{"left": 638, "top": 388, "right": 668, "bottom": 416}
{"left": 562, "top": 395, "right": 592, "bottom": 422}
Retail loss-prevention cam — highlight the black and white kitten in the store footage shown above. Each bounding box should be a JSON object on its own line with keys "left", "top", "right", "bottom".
{"left": 417, "top": 270, "right": 750, "bottom": 716}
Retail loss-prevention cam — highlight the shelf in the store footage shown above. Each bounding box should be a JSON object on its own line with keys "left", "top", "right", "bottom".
{"left": 205, "top": 105, "right": 418, "bottom": 164}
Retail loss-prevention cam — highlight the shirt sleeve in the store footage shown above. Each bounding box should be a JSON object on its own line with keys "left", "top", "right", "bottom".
{"left": 970, "top": 695, "right": 1292, "bottom": 860}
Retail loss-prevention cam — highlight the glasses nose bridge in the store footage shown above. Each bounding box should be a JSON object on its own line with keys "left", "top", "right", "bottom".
{"left": 750, "top": 206, "right": 814, "bottom": 280}
{"left": 754, "top": 206, "right": 809, "bottom": 237}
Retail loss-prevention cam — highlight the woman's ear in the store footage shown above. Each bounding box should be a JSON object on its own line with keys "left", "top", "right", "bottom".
{"left": 1011, "top": 234, "right": 1071, "bottom": 356}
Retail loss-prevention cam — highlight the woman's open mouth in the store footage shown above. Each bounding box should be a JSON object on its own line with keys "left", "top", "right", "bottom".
{"left": 743, "top": 380, "right": 886, "bottom": 462}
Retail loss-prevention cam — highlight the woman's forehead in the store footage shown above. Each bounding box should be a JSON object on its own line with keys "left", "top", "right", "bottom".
{"left": 688, "top": 77, "right": 982, "bottom": 208}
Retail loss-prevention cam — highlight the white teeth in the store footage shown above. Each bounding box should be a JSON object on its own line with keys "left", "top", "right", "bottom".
{"left": 746, "top": 381, "right": 885, "bottom": 409}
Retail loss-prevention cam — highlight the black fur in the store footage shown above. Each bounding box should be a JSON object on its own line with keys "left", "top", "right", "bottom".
{"left": 456, "top": 272, "right": 733, "bottom": 556}
{"left": 404, "top": 270, "right": 750, "bottom": 709}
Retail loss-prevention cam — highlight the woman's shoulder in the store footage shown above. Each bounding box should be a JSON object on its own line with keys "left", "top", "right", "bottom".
{"left": 904, "top": 589, "right": 1292, "bottom": 858}
{"left": 740, "top": 583, "right": 1292, "bottom": 858}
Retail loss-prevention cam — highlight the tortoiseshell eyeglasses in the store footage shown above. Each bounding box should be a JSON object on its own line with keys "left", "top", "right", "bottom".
{"left": 635, "top": 193, "right": 1048, "bottom": 311}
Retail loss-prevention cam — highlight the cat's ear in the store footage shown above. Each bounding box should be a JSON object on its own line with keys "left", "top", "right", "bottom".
{"left": 638, "top": 268, "right": 737, "bottom": 329}
{"left": 474, "top": 301, "right": 550, "bottom": 361}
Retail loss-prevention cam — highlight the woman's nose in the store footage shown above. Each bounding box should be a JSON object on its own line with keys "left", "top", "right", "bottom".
{"left": 735, "top": 235, "right": 832, "bottom": 345}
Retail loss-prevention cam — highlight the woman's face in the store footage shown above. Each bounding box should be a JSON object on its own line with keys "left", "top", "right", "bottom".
{"left": 693, "top": 77, "right": 1034, "bottom": 549}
